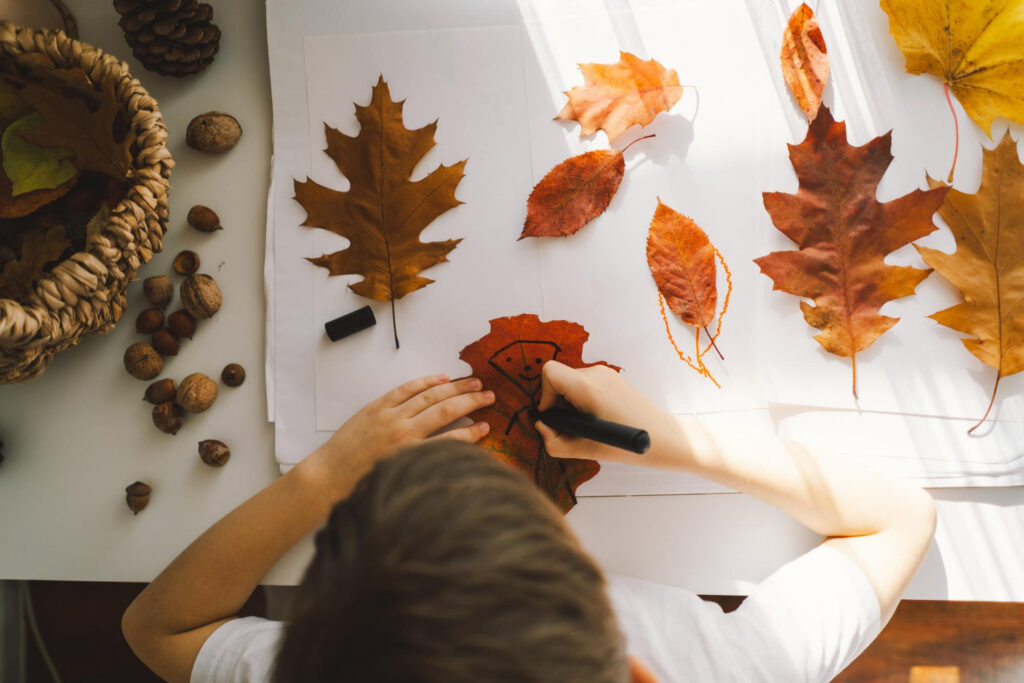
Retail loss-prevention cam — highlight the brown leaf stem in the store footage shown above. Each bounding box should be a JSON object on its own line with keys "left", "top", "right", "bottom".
{"left": 968, "top": 372, "right": 1001, "bottom": 435}
{"left": 619, "top": 133, "right": 656, "bottom": 153}
{"left": 944, "top": 82, "right": 959, "bottom": 183}
{"left": 702, "top": 327, "right": 724, "bottom": 360}
{"left": 390, "top": 298, "right": 399, "bottom": 349}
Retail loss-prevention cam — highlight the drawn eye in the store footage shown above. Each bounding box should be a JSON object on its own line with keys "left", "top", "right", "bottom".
{"left": 505, "top": 356, "right": 511, "bottom": 363}
{"left": 535, "top": 358, "right": 542, "bottom": 364}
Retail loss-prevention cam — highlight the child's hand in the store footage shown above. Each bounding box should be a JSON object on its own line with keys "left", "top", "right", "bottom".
{"left": 534, "top": 361, "right": 682, "bottom": 468}
{"left": 306, "top": 374, "right": 494, "bottom": 498}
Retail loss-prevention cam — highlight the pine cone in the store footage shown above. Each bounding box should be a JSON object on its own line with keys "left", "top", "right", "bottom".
{"left": 113, "top": 0, "right": 221, "bottom": 77}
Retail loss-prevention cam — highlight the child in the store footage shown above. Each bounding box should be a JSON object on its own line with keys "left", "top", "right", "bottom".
{"left": 123, "top": 362, "right": 935, "bottom": 682}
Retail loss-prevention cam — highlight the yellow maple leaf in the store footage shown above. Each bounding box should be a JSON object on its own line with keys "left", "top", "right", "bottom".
{"left": 880, "top": 0, "right": 1024, "bottom": 136}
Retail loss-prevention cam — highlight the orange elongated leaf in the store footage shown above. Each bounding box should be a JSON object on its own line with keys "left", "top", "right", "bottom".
{"left": 459, "top": 314, "right": 618, "bottom": 512}
{"left": 754, "top": 106, "right": 949, "bottom": 397}
{"left": 647, "top": 200, "right": 717, "bottom": 327}
{"left": 781, "top": 2, "right": 829, "bottom": 121}
{"left": 555, "top": 51, "right": 683, "bottom": 142}
{"left": 520, "top": 135, "right": 652, "bottom": 239}
{"left": 915, "top": 134, "right": 1024, "bottom": 432}
{"left": 294, "top": 77, "right": 466, "bottom": 347}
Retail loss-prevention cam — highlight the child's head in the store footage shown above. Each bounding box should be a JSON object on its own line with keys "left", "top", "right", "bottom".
{"left": 274, "top": 440, "right": 628, "bottom": 682}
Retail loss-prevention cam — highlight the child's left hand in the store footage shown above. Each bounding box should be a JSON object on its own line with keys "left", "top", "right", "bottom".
{"left": 303, "top": 374, "right": 495, "bottom": 499}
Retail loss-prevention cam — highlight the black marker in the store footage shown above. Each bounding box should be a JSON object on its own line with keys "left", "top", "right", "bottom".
{"left": 532, "top": 408, "right": 650, "bottom": 454}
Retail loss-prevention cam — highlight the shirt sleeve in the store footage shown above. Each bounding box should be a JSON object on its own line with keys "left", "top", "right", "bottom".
{"left": 190, "top": 617, "right": 285, "bottom": 683}
{"left": 609, "top": 544, "right": 882, "bottom": 683}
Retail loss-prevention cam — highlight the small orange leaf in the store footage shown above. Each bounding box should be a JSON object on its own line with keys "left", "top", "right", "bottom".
{"left": 521, "top": 149, "right": 623, "bottom": 239}
{"left": 647, "top": 200, "right": 717, "bottom": 327}
{"left": 555, "top": 51, "right": 683, "bottom": 142}
{"left": 781, "top": 2, "right": 829, "bottom": 121}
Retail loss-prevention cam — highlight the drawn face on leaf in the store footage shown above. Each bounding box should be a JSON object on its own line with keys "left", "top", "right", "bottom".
{"left": 459, "top": 314, "right": 620, "bottom": 513}
{"left": 488, "top": 340, "right": 561, "bottom": 398}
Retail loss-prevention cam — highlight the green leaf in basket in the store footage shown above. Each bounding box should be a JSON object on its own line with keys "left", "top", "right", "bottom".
{"left": 0, "top": 225, "right": 70, "bottom": 299}
{"left": 1, "top": 113, "right": 76, "bottom": 196}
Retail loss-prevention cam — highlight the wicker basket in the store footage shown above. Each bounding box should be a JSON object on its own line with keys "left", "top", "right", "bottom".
{"left": 0, "top": 23, "right": 173, "bottom": 383}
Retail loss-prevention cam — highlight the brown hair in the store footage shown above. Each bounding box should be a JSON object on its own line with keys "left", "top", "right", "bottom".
{"left": 274, "top": 440, "right": 628, "bottom": 682}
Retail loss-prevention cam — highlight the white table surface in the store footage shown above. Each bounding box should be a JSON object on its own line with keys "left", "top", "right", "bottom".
{"left": 0, "top": 0, "right": 1022, "bottom": 602}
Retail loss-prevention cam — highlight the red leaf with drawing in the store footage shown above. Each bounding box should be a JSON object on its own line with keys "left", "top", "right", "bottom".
{"left": 458, "top": 314, "right": 617, "bottom": 512}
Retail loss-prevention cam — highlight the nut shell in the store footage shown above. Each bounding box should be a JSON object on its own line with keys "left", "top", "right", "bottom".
{"left": 180, "top": 274, "right": 222, "bottom": 319}
{"left": 188, "top": 205, "right": 222, "bottom": 232}
{"left": 124, "top": 342, "right": 163, "bottom": 380}
{"left": 172, "top": 250, "right": 200, "bottom": 276}
{"left": 125, "top": 481, "right": 152, "bottom": 515}
{"left": 198, "top": 439, "right": 231, "bottom": 467}
{"left": 167, "top": 309, "right": 198, "bottom": 340}
{"left": 152, "top": 402, "right": 184, "bottom": 435}
{"left": 135, "top": 308, "right": 164, "bottom": 334}
{"left": 143, "top": 275, "right": 173, "bottom": 309}
{"left": 177, "top": 373, "right": 218, "bottom": 413}
{"left": 152, "top": 328, "right": 181, "bottom": 356}
{"left": 221, "top": 363, "right": 246, "bottom": 387}
{"left": 186, "top": 111, "right": 242, "bottom": 153}
{"left": 144, "top": 378, "right": 177, "bottom": 405}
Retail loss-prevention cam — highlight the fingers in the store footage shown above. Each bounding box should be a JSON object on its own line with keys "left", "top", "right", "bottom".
{"left": 429, "top": 421, "right": 491, "bottom": 444}
{"left": 412, "top": 390, "right": 495, "bottom": 435}
{"left": 384, "top": 374, "right": 449, "bottom": 407}
{"left": 401, "top": 377, "right": 483, "bottom": 417}
{"left": 538, "top": 361, "right": 590, "bottom": 412}
{"left": 535, "top": 420, "right": 574, "bottom": 458}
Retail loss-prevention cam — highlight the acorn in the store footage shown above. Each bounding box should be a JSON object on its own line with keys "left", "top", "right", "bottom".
{"left": 125, "top": 481, "right": 152, "bottom": 515}
{"left": 124, "top": 342, "right": 163, "bottom": 380}
{"left": 152, "top": 328, "right": 180, "bottom": 356}
{"left": 188, "top": 205, "right": 222, "bottom": 233}
{"left": 180, "top": 274, "right": 222, "bottom": 319}
{"left": 135, "top": 308, "right": 164, "bottom": 334}
{"left": 221, "top": 363, "right": 245, "bottom": 387}
{"left": 186, "top": 111, "right": 242, "bottom": 153}
{"left": 143, "top": 275, "right": 173, "bottom": 309}
{"left": 144, "top": 378, "right": 177, "bottom": 404}
{"left": 172, "top": 250, "right": 200, "bottom": 276}
{"left": 167, "top": 309, "right": 197, "bottom": 340}
{"left": 177, "top": 373, "right": 218, "bottom": 413}
{"left": 198, "top": 439, "right": 231, "bottom": 467}
{"left": 152, "top": 402, "right": 184, "bottom": 435}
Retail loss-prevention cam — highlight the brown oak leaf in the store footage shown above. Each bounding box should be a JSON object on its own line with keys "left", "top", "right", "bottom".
{"left": 294, "top": 77, "right": 466, "bottom": 348}
{"left": 520, "top": 134, "right": 652, "bottom": 239}
{"left": 14, "top": 68, "right": 131, "bottom": 181}
{"left": 0, "top": 225, "right": 70, "bottom": 299}
{"left": 754, "top": 106, "right": 949, "bottom": 398}
{"left": 555, "top": 51, "right": 683, "bottom": 142}
{"left": 915, "top": 134, "right": 1024, "bottom": 432}
{"left": 459, "top": 314, "right": 617, "bottom": 513}
{"left": 781, "top": 2, "right": 829, "bottom": 121}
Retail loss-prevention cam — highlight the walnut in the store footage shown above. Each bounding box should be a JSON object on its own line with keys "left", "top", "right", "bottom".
{"left": 152, "top": 401, "right": 184, "bottom": 434}
{"left": 186, "top": 111, "right": 242, "bottom": 153}
{"left": 125, "top": 481, "right": 152, "bottom": 515}
{"left": 177, "top": 373, "right": 218, "bottom": 413}
{"left": 167, "top": 309, "right": 197, "bottom": 339}
{"left": 144, "top": 378, "right": 177, "bottom": 404}
{"left": 187, "top": 205, "right": 222, "bottom": 232}
{"left": 198, "top": 439, "right": 231, "bottom": 467}
{"left": 221, "top": 363, "right": 245, "bottom": 387}
{"left": 124, "top": 342, "right": 163, "bottom": 380}
{"left": 180, "top": 274, "right": 222, "bottom": 320}
{"left": 143, "top": 275, "right": 173, "bottom": 309}
{"left": 152, "top": 328, "right": 180, "bottom": 356}
{"left": 172, "top": 250, "right": 200, "bottom": 275}
{"left": 135, "top": 308, "right": 164, "bottom": 334}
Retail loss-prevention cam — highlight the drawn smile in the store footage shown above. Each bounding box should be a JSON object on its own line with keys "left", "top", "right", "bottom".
{"left": 518, "top": 372, "right": 540, "bottom": 381}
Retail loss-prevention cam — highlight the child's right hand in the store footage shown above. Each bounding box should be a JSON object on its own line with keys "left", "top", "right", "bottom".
{"left": 534, "top": 361, "right": 684, "bottom": 469}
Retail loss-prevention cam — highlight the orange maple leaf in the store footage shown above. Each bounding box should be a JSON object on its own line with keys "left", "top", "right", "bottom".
{"left": 293, "top": 77, "right": 466, "bottom": 347}
{"left": 459, "top": 314, "right": 617, "bottom": 513}
{"left": 555, "top": 51, "right": 683, "bottom": 142}
{"left": 781, "top": 2, "right": 829, "bottom": 121}
{"left": 916, "top": 134, "right": 1024, "bottom": 432}
{"left": 754, "top": 106, "right": 949, "bottom": 398}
